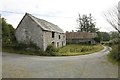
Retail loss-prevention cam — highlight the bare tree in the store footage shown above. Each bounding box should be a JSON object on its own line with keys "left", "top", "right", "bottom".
{"left": 103, "top": 3, "right": 120, "bottom": 33}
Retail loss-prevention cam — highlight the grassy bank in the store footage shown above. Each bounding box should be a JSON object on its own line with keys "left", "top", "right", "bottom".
{"left": 2, "top": 47, "right": 44, "bottom": 56}
{"left": 56, "top": 44, "right": 103, "bottom": 56}
{"left": 108, "top": 45, "right": 120, "bottom": 65}
{"left": 2, "top": 44, "right": 104, "bottom": 56}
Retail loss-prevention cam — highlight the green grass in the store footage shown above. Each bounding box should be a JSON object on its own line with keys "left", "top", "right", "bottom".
{"left": 2, "top": 44, "right": 104, "bottom": 56}
{"left": 55, "top": 44, "right": 104, "bottom": 56}
{"left": 108, "top": 55, "right": 119, "bottom": 65}
{"left": 2, "top": 47, "right": 45, "bottom": 56}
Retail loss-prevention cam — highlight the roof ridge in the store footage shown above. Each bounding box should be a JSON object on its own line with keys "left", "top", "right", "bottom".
{"left": 26, "top": 13, "right": 64, "bottom": 33}
{"left": 28, "top": 13, "right": 58, "bottom": 26}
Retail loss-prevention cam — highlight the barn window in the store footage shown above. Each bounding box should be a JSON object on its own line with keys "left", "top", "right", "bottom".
{"left": 62, "top": 41, "right": 64, "bottom": 46}
{"left": 52, "top": 32, "right": 55, "bottom": 38}
{"left": 59, "top": 35, "right": 60, "bottom": 39}
{"left": 57, "top": 42, "right": 59, "bottom": 47}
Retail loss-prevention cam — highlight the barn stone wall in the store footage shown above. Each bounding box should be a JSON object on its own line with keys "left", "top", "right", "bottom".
{"left": 43, "top": 31, "right": 66, "bottom": 51}
{"left": 15, "top": 13, "right": 66, "bottom": 51}
{"left": 15, "top": 15, "right": 44, "bottom": 50}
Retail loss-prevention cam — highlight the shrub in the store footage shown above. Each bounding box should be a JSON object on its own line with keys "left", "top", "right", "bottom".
{"left": 3, "top": 41, "right": 48, "bottom": 56}
{"left": 80, "top": 47, "right": 86, "bottom": 52}
{"left": 46, "top": 45, "right": 58, "bottom": 56}
{"left": 109, "top": 45, "right": 120, "bottom": 61}
{"left": 13, "top": 42, "right": 40, "bottom": 51}
{"left": 105, "top": 38, "right": 120, "bottom": 62}
{"left": 80, "top": 46, "right": 93, "bottom": 52}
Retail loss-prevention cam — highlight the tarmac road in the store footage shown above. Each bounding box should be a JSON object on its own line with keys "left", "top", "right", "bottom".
{"left": 2, "top": 46, "right": 118, "bottom": 78}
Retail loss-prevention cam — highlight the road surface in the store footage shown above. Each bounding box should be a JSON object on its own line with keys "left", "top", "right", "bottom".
{"left": 2, "top": 46, "right": 118, "bottom": 78}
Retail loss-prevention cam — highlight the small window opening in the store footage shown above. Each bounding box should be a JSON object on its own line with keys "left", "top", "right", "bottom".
{"left": 52, "top": 32, "right": 55, "bottom": 38}
{"left": 59, "top": 35, "right": 60, "bottom": 39}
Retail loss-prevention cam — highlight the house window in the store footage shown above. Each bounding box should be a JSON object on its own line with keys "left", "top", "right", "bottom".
{"left": 52, "top": 32, "right": 55, "bottom": 38}
{"left": 59, "top": 35, "right": 60, "bottom": 39}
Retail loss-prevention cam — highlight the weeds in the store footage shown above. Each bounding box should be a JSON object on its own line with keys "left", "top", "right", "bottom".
{"left": 108, "top": 45, "right": 120, "bottom": 62}
{"left": 46, "top": 45, "right": 58, "bottom": 56}
{"left": 57, "top": 44, "right": 103, "bottom": 56}
{"left": 3, "top": 43, "right": 103, "bottom": 56}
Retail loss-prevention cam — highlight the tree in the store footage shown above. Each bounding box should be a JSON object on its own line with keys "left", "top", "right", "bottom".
{"left": 94, "top": 32, "right": 110, "bottom": 43}
{"left": 1, "top": 18, "right": 16, "bottom": 46}
{"left": 103, "top": 5, "right": 120, "bottom": 34}
{"left": 100, "top": 32, "right": 110, "bottom": 41}
{"left": 109, "top": 31, "right": 119, "bottom": 40}
{"left": 103, "top": 3, "right": 120, "bottom": 62}
{"left": 94, "top": 32, "right": 101, "bottom": 43}
{"left": 76, "top": 13, "right": 99, "bottom": 32}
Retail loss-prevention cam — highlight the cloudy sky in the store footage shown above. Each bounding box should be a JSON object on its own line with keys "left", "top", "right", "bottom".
{"left": 0, "top": 0, "right": 119, "bottom": 32}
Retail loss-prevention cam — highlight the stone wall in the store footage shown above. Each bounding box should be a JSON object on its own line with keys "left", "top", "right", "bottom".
{"left": 43, "top": 31, "right": 66, "bottom": 51}
{"left": 15, "top": 14, "right": 66, "bottom": 51}
{"left": 15, "top": 14, "right": 44, "bottom": 50}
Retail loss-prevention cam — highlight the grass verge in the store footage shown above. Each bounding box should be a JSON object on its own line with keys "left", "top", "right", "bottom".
{"left": 55, "top": 44, "right": 104, "bottom": 56}
{"left": 2, "top": 44, "right": 104, "bottom": 56}
{"left": 2, "top": 47, "right": 46, "bottom": 56}
{"left": 107, "top": 45, "right": 120, "bottom": 65}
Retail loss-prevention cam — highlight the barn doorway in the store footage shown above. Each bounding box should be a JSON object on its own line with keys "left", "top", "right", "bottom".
{"left": 52, "top": 42, "right": 55, "bottom": 46}
{"left": 57, "top": 42, "right": 59, "bottom": 48}
{"left": 88, "top": 41, "right": 91, "bottom": 44}
{"left": 62, "top": 41, "right": 64, "bottom": 46}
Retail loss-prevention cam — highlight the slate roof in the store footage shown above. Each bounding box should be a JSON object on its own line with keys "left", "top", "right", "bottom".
{"left": 66, "top": 32, "right": 97, "bottom": 39}
{"left": 27, "top": 13, "right": 64, "bottom": 33}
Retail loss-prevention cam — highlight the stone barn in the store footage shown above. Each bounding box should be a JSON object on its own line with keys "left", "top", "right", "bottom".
{"left": 66, "top": 31, "right": 97, "bottom": 44}
{"left": 15, "top": 13, "right": 66, "bottom": 51}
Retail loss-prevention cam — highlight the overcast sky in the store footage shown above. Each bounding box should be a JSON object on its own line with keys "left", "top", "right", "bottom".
{"left": 0, "top": 0, "right": 119, "bottom": 32}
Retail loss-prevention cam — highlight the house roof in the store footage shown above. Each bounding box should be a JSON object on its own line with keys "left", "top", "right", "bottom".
{"left": 66, "top": 32, "right": 97, "bottom": 39}
{"left": 26, "top": 13, "right": 64, "bottom": 33}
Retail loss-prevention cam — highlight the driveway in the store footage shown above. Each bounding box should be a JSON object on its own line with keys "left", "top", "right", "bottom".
{"left": 2, "top": 46, "right": 118, "bottom": 78}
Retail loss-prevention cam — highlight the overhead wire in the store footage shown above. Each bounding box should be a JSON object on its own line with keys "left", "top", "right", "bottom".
{"left": 0, "top": 10, "right": 75, "bottom": 19}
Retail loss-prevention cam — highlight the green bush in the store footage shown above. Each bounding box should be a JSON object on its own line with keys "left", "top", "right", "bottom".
{"left": 13, "top": 42, "right": 40, "bottom": 50}
{"left": 80, "top": 46, "right": 93, "bottom": 52}
{"left": 2, "top": 41, "right": 49, "bottom": 56}
{"left": 109, "top": 45, "right": 120, "bottom": 61}
{"left": 46, "top": 45, "right": 58, "bottom": 56}
{"left": 106, "top": 38, "right": 119, "bottom": 46}
{"left": 105, "top": 38, "right": 120, "bottom": 62}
